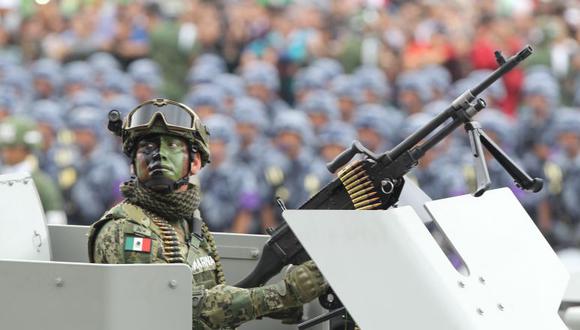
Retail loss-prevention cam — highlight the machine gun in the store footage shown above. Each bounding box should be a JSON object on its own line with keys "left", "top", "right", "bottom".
{"left": 237, "top": 45, "right": 541, "bottom": 327}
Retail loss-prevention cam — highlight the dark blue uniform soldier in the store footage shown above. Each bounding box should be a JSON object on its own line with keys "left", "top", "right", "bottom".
{"left": 197, "top": 114, "right": 261, "bottom": 234}
{"left": 298, "top": 90, "right": 340, "bottom": 136}
{"left": 353, "top": 104, "right": 403, "bottom": 153}
{"left": 259, "top": 111, "right": 323, "bottom": 231}
{"left": 65, "top": 106, "right": 130, "bottom": 225}
{"left": 183, "top": 84, "right": 226, "bottom": 120}
{"left": 550, "top": 110, "right": 580, "bottom": 247}
{"left": 232, "top": 97, "right": 270, "bottom": 171}
{"left": 242, "top": 61, "right": 290, "bottom": 119}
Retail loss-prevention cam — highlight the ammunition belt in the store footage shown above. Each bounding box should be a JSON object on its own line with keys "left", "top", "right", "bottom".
{"left": 337, "top": 161, "right": 382, "bottom": 210}
{"left": 151, "top": 216, "right": 186, "bottom": 263}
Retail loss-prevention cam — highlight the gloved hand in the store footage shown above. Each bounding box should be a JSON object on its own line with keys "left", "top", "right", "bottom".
{"left": 283, "top": 260, "right": 328, "bottom": 304}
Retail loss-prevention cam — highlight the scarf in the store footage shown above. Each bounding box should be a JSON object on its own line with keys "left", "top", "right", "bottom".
{"left": 120, "top": 178, "right": 201, "bottom": 222}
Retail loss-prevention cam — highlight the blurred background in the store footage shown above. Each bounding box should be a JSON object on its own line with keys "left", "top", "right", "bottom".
{"left": 0, "top": 0, "right": 578, "bottom": 251}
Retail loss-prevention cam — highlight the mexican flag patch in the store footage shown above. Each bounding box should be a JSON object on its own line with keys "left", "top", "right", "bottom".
{"left": 124, "top": 236, "right": 152, "bottom": 253}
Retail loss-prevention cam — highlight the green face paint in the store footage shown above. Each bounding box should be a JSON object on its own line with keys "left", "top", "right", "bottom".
{"left": 135, "top": 135, "right": 190, "bottom": 184}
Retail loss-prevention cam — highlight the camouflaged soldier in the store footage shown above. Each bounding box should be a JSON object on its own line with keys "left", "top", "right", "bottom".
{"left": 88, "top": 99, "right": 328, "bottom": 329}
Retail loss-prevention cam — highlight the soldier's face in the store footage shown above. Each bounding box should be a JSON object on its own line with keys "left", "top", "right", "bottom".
{"left": 1, "top": 145, "right": 28, "bottom": 165}
{"left": 134, "top": 135, "right": 190, "bottom": 184}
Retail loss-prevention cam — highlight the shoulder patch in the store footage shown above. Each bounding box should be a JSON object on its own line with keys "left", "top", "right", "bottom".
{"left": 124, "top": 235, "right": 152, "bottom": 253}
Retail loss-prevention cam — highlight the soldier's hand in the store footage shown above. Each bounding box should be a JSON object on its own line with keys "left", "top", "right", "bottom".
{"left": 284, "top": 260, "right": 328, "bottom": 304}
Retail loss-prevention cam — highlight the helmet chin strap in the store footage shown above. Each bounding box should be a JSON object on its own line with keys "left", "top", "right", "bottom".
{"left": 141, "top": 175, "right": 190, "bottom": 193}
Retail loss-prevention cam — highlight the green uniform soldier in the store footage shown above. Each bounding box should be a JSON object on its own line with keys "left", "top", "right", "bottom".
{"left": 0, "top": 116, "right": 67, "bottom": 224}
{"left": 88, "top": 99, "right": 328, "bottom": 329}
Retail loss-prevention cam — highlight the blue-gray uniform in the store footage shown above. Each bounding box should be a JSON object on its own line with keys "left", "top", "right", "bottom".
{"left": 65, "top": 89, "right": 104, "bottom": 114}
{"left": 515, "top": 73, "right": 560, "bottom": 156}
{"left": 198, "top": 114, "right": 261, "bottom": 233}
{"left": 63, "top": 61, "right": 94, "bottom": 96}
{"left": 353, "top": 104, "right": 404, "bottom": 152}
{"left": 313, "top": 121, "right": 357, "bottom": 185}
{"left": 298, "top": 90, "right": 340, "bottom": 136}
{"left": 353, "top": 65, "right": 392, "bottom": 106}
{"left": 232, "top": 97, "right": 269, "bottom": 170}
{"left": 259, "top": 112, "right": 323, "bottom": 228}
{"left": 311, "top": 57, "right": 344, "bottom": 82}
{"left": 65, "top": 106, "right": 129, "bottom": 225}
{"left": 186, "top": 63, "right": 222, "bottom": 87}
{"left": 550, "top": 110, "right": 580, "bottom": 247}
{"left": 0, "top": 91, "right": 16, "bottom": 120}
{"left": 330, "top": 74, "right": 363, "bottom": 123}
{"left": 128, "top": 59, "right": 163, "bottom": 103}
{"left": 214, "top": 73, "right": 246, "bottom": 114}
{"left": 194, "top": 53, "right": 228, "bottom": 73}
{"left": 395, "top": 71, "right": 433, "bottom": 114}
{"left": 101, "top": 71, "right": 134, "bottom": 97}
{"left": 183, "top": 84, "right": 226, "bottom": 120}
{"left": 88, "top": 52, "right": 122, "bottom": 77}
{"left": 421, "top": 64, "right": 452, "bottom": 101}
{"left": 293, "top": 66, "right": 327, "bottom": 103}
{"left": 28, "top": 100, "right": 67, "bottom": 181}
{"left": 242, "top": 62, "right": 290, "bottom": 119}
{"left": 103, "top": 94, "right": 139, "bottom": 119}
{"left": 31, "top": 58, "right": 63, "bottom": 101}
{"left": 403, "top": 113, "right": 468, "bottom": 200}
{"left": 2, "top": 65, "right": 32, "bottom": 113}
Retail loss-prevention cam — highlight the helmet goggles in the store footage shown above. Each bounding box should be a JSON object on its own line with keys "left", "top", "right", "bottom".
{"left": 126, "top": 99, "right": 200, "bottom": 133}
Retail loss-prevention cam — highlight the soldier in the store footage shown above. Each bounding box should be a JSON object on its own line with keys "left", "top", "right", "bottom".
{"left": 259, "top": 111, "right": 322, "bottom": 229}
{"left": 0, "top": 91, "right": 15, "bottom": 121}
{"left": 31, "top": 58, "right": 62, "bottom": 101}
{"left": 395, "top": 71, "right": 432, "bottom": 115}
{"left": 197, "top": 114, "right": 261, "bottom": 234}
{"left": 0, "top": 116, "right": 67, "bottom": 224}
{"left": 231, "top": 97, "right": 270, "bottom": 170}
{"left": 241, "top": 61, "right": 290, "bottom": 118}
{"left": 65, "top": 106, "right": 129, "bottom": 225}
{"left": 550, "top": 110, "right": 580, "bottom": 247}
{"left": 27, "top": 100, "right": 66, "bottom": 181}
{"left": 329, "top": 74, "right": 362, "bottom": 123}
{"left": 213, "top": 73, "right": 246, "bottom": 114}
{"left": 352, "top": 104, "right": 403, "bottom": 153}
{"left": 298, "top": 90, "right": 340, "bottom": 136}
{"left": 88, "top": 99, "right": 328, "bottom": 329}
{"left": 183, "top": 84, "right": 226, "bottom": 120}
{"left": 353, "top": 65, "right": 392, "bottom": 106}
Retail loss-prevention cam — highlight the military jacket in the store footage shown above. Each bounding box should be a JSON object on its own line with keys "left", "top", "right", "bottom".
{"left": 88, "top": 201, "right": 305, "bottom": 330}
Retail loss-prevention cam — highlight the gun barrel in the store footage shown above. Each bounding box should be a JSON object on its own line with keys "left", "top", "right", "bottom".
{"left": 471, "top": 45, "right": 533, "bottom": 96}
{"left": 385, "top": 45, "right": 532, "bottom": 164}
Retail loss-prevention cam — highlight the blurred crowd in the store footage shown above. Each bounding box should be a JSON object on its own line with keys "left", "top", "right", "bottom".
{"left": 0, "top": 0, "right": 579, "bottom": 249}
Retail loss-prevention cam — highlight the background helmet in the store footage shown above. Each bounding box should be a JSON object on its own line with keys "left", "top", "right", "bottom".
{"left": 0, "top": 116, "right": 42, "bottom": 150}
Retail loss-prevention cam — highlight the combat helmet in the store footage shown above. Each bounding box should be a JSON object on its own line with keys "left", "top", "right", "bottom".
{"left": 109, "top": 98, "right": 211, "bottom": 167}
{"left": 0, "top": 116, "right": 42, "bottom": 150}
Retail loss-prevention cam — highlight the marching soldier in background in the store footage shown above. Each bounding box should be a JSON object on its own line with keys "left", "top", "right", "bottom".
{"left": 197, "top": 114, "right": 261, "bottom": 234}
{"left": 0, "top": 116, "right": 67, "bottom": 224}
{"left": 88, "top": 99, "right": 328, "bottom": 329}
